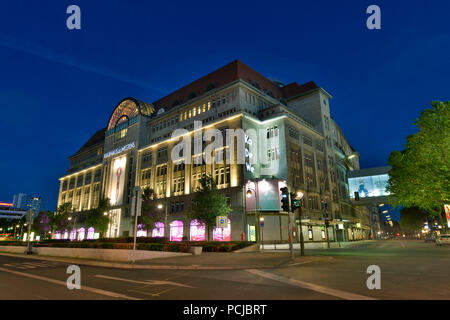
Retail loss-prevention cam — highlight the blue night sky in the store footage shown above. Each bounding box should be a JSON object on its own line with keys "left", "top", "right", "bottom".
{"left": 0, "top": 0, "right": 449, "bottom": 211}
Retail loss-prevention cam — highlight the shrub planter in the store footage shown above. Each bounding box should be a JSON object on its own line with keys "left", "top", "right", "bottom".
{"left": 188, "top": 246, "right": 203, "bottom": 255}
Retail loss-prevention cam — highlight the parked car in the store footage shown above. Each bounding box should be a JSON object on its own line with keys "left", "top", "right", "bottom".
{"left": 436, "top": 234, "right": 450, "bottom": 246}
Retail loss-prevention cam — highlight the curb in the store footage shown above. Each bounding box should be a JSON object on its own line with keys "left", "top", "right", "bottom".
{"left": 0, "top": 252, "right": 317, "bottom": 270}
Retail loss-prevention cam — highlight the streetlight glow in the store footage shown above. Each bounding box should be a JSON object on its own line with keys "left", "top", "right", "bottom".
{"left": 157, "top": 204, "right": 163, "bottom": 209}
{"left": 296, "top": 191, "right": 304, "bottom": 199}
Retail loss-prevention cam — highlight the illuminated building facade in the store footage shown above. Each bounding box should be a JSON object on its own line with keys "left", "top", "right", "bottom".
{"left": 57, "top": 60, "right": 374, "bottom": 242}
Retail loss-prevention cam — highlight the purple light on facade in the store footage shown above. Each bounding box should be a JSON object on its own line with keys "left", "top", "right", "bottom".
{"left": 87, "top": 227, "right": 95, "bottom": 240}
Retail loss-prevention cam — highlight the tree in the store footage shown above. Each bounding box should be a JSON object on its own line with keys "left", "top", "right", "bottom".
{"left": 188, "top": 175, "right": 232, "bottom": 241}
{"left": 32, "top": 211, "right": 52, "bottom": 238}
{"left": 139, "top": 187, "right": 163, "bottom": 234}
{"left": 399, "top": 207, "right": 426, "bottom": 234}
{"left": 387, "top": 101, "right": 450, "bottom": 227}
{"left": 85, "top": 198, "right": 111, "bottom": 237}
{"left": 53, "top": 203, "right": 72, "bottom": 231}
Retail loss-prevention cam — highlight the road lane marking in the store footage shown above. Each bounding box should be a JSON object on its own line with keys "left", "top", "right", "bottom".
{"left": 94, "top": 274, "right": 195, "bottom": 288}
{"left": 246, "top": 269, "right": 377, "bottom": 300}
{"left": 0, "top": 266, "right": 140, "bottom": 300}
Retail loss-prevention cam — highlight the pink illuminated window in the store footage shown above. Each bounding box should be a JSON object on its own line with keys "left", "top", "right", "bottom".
{"left": 63, "top": 230, "right": 68, "bottom": 240}
{"left": 77, "top": 228, "right": 85, "bottom": 241}
{"left": 137, "top": 229, "right": 148, "bottom": 237}
{"left": 55, "top": 231, "right": 61, "bottom": 240}
{"left": 70, "top": 229, "right": 76, "bottom": 241}
{"left": 190, "top": 219, "right": 206, "bottom": 241}
{"left": 87, "top": 227, "right": 95, "bottom": 240}
{"left": 152, "top": 222, "right": 164, "bottom": 238}
{"left": 170, "top": 220, "right": 183, "bottom": 241}
{"left": 213, "top": 218, "right": 231, "bottom": 241}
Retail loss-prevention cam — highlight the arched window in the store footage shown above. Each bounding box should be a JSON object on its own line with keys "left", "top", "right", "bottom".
{"left": 55, "top": 231, "right": 61, "bottom": 240}
{"left": 63, "top": 230, "right": 68, "bottom": 240}
{"left": 70, "top": 229, "right": 76, "bottom": 241}
{"left": 190, "top": 219, "right": 205, "bottom": 241}
{"left": 213, "top": 218, "right": 231, "bottom": 241}
{"left": 77, "top": 228, "right": 85, "bottom": 241}
{"left": 87, "top": 227, "right": 95, "bottom": 240}
{"left": 170, "top": 220, "right": 183, "bottom": 242}
{"left": 152, "top": 222, "right": 164, "bottom": 238}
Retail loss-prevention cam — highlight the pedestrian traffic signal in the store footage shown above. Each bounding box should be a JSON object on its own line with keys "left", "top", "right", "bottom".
{"left": 280, "top": 187, "right": 290, "bottom": 212}
{"left": 291, "top": 193, "right": 301, "bottom": 209}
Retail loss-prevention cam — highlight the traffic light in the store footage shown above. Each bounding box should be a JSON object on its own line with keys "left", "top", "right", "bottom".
{"left": 280, "top": 187, "right": 290, "bottom": 212}
{"left": 325, "top": 218, "right": 330, "bottom": 227}
{"left": 354, "top": 191, "right": 360, "bottom": 201}
{"left": 291, "top": 193, "right": 301, "bottom": 210}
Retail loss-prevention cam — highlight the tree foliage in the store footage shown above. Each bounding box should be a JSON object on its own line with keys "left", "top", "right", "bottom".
{"left": 32, "top": 211, "right": 52, "bottom": 238}
{"left": 387, "top": 101, "right": 450, "bottom": 222}
{"left": 188, "top": 175, "right": 232, "bottom": 240}
{"left": 53, "top": 203, "right": 72, "bottom": 231}
{"left": 85, "top": 198, "right": 111, "bottom": 236}
{"left": 139, "top": 187, "right": 163, "bottom": 232}
{"left": 399, "top": 207, "right": 426, "bottom": 233}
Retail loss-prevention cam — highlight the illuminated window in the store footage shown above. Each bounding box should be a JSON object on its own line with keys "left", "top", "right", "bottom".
{"left": 170, "top": 220, "right": 183, "bottom": 241}
{"left": 213, "top": 218, "right": 231, "bottom": 241}
{"left": 78, "top": 228, "right": 85, "bottom": 241}
{"left": 208, "top": 101, "right": 211, "bottom": 110}
{"left": 308, "top": 229, "right": 313, "bottom": 240}
{"left": 188, "top": 110, "right": 192, "bottom": 118}
{"left": 70, "top": 229, "right": 76, "bottom": 241}
{"left": 190, "top": 219, "right": 206, "bottom": 241}
{"left": 179, "top": 114, "right": 183, "bottom": 122}
{"left": 203, "top": 104, "right": 206, "bottom": 112}
{"left": 198, "top": 106, "right": 201, "bottom": 114}
{"left": 184, "top": 112, "right": 187, "bottom": 120}
{"left": 152, "top": 222, "right": 164, "bottom": 237}
{"left": 87, "top": 227, "right": 95, "bottom": 240}
{"left": 193, "top": 108, "right": 196, "bottom": 116}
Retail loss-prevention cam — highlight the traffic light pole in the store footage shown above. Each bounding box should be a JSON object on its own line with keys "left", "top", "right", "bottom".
{"left": 287, "top": 193, "right": 295, "bottom": 261}
{"left": 298, "top": 205, "right": 305, "bottom": 256}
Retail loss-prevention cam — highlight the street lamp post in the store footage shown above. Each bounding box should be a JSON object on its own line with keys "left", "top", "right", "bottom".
{"left": 26, "top": 210, "right": 34, "bottom": 255}
{"left": 132, "top": 186, "right": 142, "bottom": 263}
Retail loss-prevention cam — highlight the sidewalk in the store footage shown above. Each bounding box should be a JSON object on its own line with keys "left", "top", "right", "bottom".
{"left": 261, "top": 240, "right": 376, "bottom": 251}
{"left": 0, "top": 251, "right": 331, "bottom": 270}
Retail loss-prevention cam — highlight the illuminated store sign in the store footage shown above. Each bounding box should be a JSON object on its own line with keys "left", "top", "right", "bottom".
{"left": 348, "top": 174, "right": 390, "bottom": 198}
{"left": 103, "top": 142, "right": 135, "bottom": 159}
{"left": 445, "top": 204, "right": 450, "bottom": 228}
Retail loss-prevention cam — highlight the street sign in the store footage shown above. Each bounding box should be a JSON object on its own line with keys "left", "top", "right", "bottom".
{"left": 216, "top": 216, "right": 227, "bottom": 228}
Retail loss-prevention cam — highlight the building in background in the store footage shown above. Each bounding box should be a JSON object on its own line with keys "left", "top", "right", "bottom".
{"left": 56, "top": 60, "right": 375, "bottom": 243}
{"left": 12, "top": 193, "right": 42, "bottom": 213}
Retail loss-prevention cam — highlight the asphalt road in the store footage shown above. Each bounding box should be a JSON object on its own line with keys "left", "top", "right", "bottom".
{"left": 0, "top": 240, "right": 448, "bottom": 300}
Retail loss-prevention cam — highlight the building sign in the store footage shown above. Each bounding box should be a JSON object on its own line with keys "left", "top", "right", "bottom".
{"left": 348, "top": 174, "right": 390, "bottom": 198}
{"left": 244, "top": 134, "right": 254, "bottom": 173}
{"left": 109, "top": 156, "right": 127, "bottom": 205}
{"left": 103, "top": 142, "right": 135, "bottom": 159}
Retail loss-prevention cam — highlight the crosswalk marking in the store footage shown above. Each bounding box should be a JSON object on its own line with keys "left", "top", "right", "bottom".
{"left": 94, "top": 274, "right": 195, "bottom": 288}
